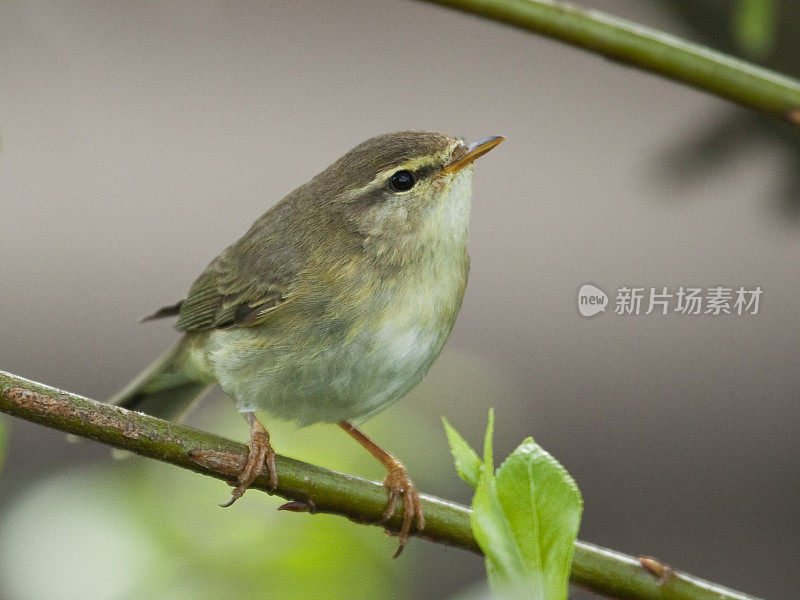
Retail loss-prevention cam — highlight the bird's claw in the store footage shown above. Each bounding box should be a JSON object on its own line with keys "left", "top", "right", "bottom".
{"left": 220, "top": 418, "right": 277, "bottom": 508}
{"left": 382, "top": 463, "right": 425, "bottom": 558}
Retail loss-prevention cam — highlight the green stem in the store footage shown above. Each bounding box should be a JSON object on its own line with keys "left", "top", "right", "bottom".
{"left": 0, "top": 369, "right": 761, "bottom": 600}
{"left": 419, "top": 0, "right": 800, "bottom": 125}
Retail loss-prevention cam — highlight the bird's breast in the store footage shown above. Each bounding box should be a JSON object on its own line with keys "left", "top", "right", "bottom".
{"left": 206, "top": 241, "right": 469, "bottom": 425}
{"left": 367, "top": 256, "right": 467, "bottom": 359}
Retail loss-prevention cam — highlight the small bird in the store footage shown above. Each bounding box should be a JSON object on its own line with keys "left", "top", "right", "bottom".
{"left": 110, "top": 130, "right": 503, "bottom": 555}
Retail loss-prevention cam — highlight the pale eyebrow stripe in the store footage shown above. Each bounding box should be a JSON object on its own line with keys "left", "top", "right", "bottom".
{"left": 341, "top": 157, "right": 443, "bottom": 201}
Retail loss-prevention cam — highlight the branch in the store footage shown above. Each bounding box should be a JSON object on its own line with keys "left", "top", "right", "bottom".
{"left": 0, "top": 369, "right": 760, "bottom": 600}
{"left": 419, "top": 0, "right": 800, "bottom": 126}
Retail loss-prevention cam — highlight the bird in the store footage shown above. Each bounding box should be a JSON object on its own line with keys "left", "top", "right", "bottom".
{"left": 109, "top": 130, "right": 503, "bottom": 555}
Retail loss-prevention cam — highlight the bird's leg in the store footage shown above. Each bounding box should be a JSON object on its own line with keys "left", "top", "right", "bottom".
{"left": 338, "top": 421, "right": 425, "bottom": 557}
{"left": 220, "top": 412, "right": 277, "bottom": 508}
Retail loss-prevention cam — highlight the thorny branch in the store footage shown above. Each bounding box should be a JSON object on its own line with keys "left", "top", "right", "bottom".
{"left": 0, "top": 369, "right": 761, "bottom": 600}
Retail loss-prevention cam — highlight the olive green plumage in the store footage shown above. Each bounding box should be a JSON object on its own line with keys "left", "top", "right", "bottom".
{"left": 112, "top": 131, "right": 490, "bottom": 426}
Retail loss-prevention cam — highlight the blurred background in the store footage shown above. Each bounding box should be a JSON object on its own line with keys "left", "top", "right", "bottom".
{"left": 1, "top": 1, "right": 798, "bottom": 598}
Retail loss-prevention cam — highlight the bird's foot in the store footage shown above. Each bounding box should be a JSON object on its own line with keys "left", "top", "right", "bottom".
{"left": 382, "top": 460, "right": 425, "bottom": 558}
{"left": 220, "top": 414, "right": 277, "bottom": 508}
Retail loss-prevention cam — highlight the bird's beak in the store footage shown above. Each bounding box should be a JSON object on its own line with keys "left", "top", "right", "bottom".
{"left": 442, "top": 136, "right": 505, "bottom": 175}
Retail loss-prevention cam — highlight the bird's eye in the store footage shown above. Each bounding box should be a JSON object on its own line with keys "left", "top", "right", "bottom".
{"left": 388, "top": 170, "right": 416, "bottom": 192}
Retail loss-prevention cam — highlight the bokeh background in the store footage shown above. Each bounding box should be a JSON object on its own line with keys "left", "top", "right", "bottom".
{"left": 1, "top": 1, "right": 798, "bottom": 598}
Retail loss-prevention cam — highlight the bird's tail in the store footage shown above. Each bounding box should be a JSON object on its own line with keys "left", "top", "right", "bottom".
{"left": 109, "top": 339, "right": 212, "bottom": 423}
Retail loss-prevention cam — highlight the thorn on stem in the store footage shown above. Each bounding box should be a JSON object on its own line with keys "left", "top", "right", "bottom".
{"left": 639, "top": 555, "right": 673, "bottom": 584}
{"left": 277, "top": 499, "right": 316, "bottom": 513}
{"left": 783, "top": 107, "right": 800, "bottom": 127}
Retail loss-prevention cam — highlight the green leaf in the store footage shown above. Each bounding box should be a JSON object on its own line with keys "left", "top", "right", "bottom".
{"left": 733, "top": 0, "right": 776, "bottom": 59}
{"left": 495, "top": 438, "right": 583, "bottom": 600}
{"left": 470, "top": 410, "right": 531, "bottom": 597}
{"left": 467, "top": 411, "right": 583, "bottom": 600}
{"left": 442, "top": 416, "right": 481, "bottom": 488}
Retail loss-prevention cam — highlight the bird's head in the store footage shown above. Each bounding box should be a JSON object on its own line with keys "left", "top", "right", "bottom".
{"left": 308, "top": 130, "right": 503, "bottom": 262}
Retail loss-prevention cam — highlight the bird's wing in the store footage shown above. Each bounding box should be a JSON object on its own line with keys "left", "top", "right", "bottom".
{"left": 172, "top": 267, "right": 283, "bottom": 331}
{"left": 172, "top": 242, "right": 301, "bottom": 331}
{"left": 157, "top": 208, "right": 309, "bottom": 332}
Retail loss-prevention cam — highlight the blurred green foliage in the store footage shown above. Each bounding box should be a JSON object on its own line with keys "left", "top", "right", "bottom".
{"left": 445, "top": 412, "right": 583, "bottom": 600}
{"left": 0, "top": 408, "right": 405, "bottom": 600}
{"left": 732, "top": 0, "right": 776, "bottom": 59}
{"left": 659, "top": 0, "right": 800, "bottom": 216}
